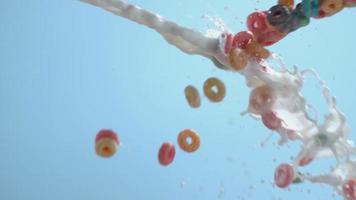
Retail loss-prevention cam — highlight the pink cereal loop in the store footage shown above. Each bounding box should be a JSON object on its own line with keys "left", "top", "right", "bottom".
{"left": 275, "top": 163, "right": 294, "bottom": 188}
{"left": 224, "top": 33, "right": 234, "bottom": 54}
{"left": 262, "top": 112, "right": 282, "bottom": 130}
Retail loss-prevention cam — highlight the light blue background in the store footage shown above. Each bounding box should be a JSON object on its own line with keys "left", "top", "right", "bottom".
{"left": 0, "top": 0, "right": 355, "bottom": 199}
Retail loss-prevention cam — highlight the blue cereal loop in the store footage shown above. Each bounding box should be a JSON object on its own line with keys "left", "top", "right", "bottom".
{"left": 301, "top": 0, "right": 320, "bottom": 17}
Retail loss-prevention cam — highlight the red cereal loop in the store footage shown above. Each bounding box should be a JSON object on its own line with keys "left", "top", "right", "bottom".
{"left": 247, "top": 12, "right": 268, "bottom": 34}
{"left": 95, "top": 129, "right": 119, "bottom": 144}
{"left": 262, "top": 112, "right": 282, "bottom": 130}
{"left": 343, "top": 179, "right": 356, "bottom": 200}
{"left": 256, "top": 30, "right": 285, "bottom": 46}
{"left": 158, "top": 142, "right": 176, "bottom": 166}
{"left": 232, "top": 31, "right": 254, "bottom": 49}
{"left": 274, "top": 163, "right": 294, "bottom": 188}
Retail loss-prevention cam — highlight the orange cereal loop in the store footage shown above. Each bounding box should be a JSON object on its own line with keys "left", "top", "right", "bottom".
{"left": 203, "top": 77, "right": 226, "bottom": 102}
{"left": 278, "top": 0, "right": 294, "bottom": 9}
{"left": 229, "top": 49, "right": 248, "bottom": 71}
{"left": 178, "top": 129, "right": 200, "bottom": 153}
{"left": 245, "top": 41, "right": 270, "bottom": 59}
{"left": 320, "top": 0, "right": 344, "bottom": 16}
{"left": 249, "top": 85, "right": 276, "bottom": 115}
{"left": 184, "top": 85, "right": 201, "bottom": 108}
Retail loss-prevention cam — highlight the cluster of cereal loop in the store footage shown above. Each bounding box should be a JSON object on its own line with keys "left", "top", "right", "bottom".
{"left": 184, "top": 77, "right": 226, "bottom": 108}
{"left": 227, "top": 0, "right": 355, "bottom": 71}
{"left": 81, "top": 0, "right": 355, "bottom": 199}
{"left": 222, "top": 0, "right": 356, "bottom": 198}
{"left": 95, "top": 128, "right": 201, "bottom": 166}
{"left": 158, "top": 129, "right": 201, "bottom": 166}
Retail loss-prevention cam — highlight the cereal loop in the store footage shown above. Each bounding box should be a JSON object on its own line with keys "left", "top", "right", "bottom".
{"left": 95, "top": 129, "right": 119, "bottom": 144}
{"left": 344, "top": 0, "right": 356, "bottom": 7}
{"left": 274, "top": 163, "right": 294, "bottom": 188}
{"left": 278, "top": 0, "right": 295, "bottom": 9}
{"left": 224, "top": 33, "right": 234, "bottom": 54}
{"left": 256, "top": 30, "right": 285, "bottom": 46}
{"left": 249, "top": 85, "right": 276, "bottom": 115}
{"left": 320, "top": 0, "right": 344, "bottom": 16}
{"left": 245, "top": 41, "right": 271, "bottom": 59}
{"left": 95, "top": 129, "right": 119, "bottom": 158}
{"left": 261, "top": 111, "right": 282, "bottom": 130}
{"left": 301, "top": 0, "right": 320, "bottom": 17}
{"left": 203, "top": 77, "right": 226, "bottom": 102}
{"left": 246, "top": 12, "right": 268, "bottom": 34}
{"left": 178, "top": 129, "right": 200, "bottom": 153}
{"left": 343, "top": 179, "right": 356, "bottom": 199}
{"left": 158, "top": 142, "right": 176, "bottom": 166}
{"left": 267, "top": 5, "right": 292, "bottom": 27}
{"left": 288, "top": 4, "right": 311, "bottom": 32}
{"left": 229, "top": 49, "right": 248, "bottom": 71}
{"left": 232, "top": 31, "right": 254, "bottom": 49}
{"left": 184, "top": 85, "right": 201, "bottom": 108}
{"left": 95, "top": 137, "right": 118, "bottom": 158}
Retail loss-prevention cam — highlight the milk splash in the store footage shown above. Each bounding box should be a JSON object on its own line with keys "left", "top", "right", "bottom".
{"left": 81, "top": 0, "right": 356, "bottom": 198}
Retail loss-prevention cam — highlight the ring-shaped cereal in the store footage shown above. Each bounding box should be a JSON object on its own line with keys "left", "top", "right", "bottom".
{"left": 320, "top": 0, "right": 344, "bottom": 16}
{"left": 278, "top": 0, "right": 295, "bottom": 10}
{"left": 246, "top": 12, "right": 268, "bottom": 34}
{"left": 224, "top": 33, "right": 234, "bottom": 54}
{"left": 274, "top": 163, "right": 294, "bottom": 188}
{"left": 344, "top": 0, "right": 356, "bottom": 7}
{"left": 229, "top": 49, "right": 248, "bottom": 71}
{"left": 203, "top": 77, "right": 226, "bottom": 102}
{"left": 232, "top": 31, "right": 253, "bottom": 49}
{"left": 245, "top": 41, "right": 271, "bottom": 58}
{"left": 256, "top": 30, "right": 285, "bottom": 46}
{"left": 184, "top": 85, "right": 201, "bottom": 108}
{"left": 343, "top": 179, "right": 356, "bottom": 199}
{"left": 301, "top": 0, "right": 320, "bottom": 17}
{"left": 95, "top": 129, "right": 119, "bottom": 158}
{"left": 96, "top": 137, "right": 118, "bottom": 158}
{"left": 261, "top": 111, "right": 282, "bottom": 130}
{"left": 158, "top": 142, "right": 176, "bottom": 166}
{"left": 178, "top": 129, "right": 200, "bottom": 153}
{"left": 248, "top": 85, "right": 276, "bottom": 115}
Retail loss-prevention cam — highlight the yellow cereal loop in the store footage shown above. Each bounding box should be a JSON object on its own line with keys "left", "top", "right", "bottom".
{"left": 95, "top": 138, "right": 118, "bottom": 158}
